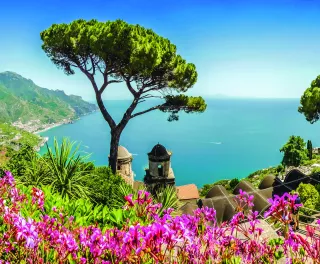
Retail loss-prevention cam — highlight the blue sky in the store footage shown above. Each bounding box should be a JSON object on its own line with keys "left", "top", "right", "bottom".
{"left": 1, "top": 0, "right": 320, "bottom": 99}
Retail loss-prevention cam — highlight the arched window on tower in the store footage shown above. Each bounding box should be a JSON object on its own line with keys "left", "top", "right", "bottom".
{"left": 158, "top": 164, "right": 163, "bottom": 177}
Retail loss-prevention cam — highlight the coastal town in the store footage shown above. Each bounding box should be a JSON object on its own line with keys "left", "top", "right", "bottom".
{"left": 12, "top": 118, "right": 75, "bottom": 134}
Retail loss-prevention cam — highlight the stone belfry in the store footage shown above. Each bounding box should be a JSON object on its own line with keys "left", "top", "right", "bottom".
{"left": 144, "top": 143, "right": 175, "bottom": 192}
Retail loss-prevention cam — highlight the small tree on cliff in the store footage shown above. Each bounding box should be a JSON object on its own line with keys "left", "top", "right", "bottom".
{"left": 299, "top": 75, "right": 320, "bottom": 123}
{"left": 307, "top": 140, "right": 313, "bottom": 160}
{"left": 280, "top": 136, "right": 307, "bottom": 167}
{"left": 40, "top": 19, "right": 206, "bottom": 173}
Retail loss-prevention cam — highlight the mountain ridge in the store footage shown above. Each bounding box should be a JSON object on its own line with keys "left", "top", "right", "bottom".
{"left": 0, "top": 71, "right": 98, "bottom": 131}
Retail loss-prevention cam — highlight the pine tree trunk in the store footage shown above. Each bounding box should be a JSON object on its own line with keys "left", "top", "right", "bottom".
{"left": 109, "top": 129, "right": 121, "bottom": 174}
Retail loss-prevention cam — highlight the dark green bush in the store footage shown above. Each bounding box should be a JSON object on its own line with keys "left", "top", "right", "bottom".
{"left": 86, "top": 166, "right": 128, "bottom": 208}
{"left": 229, "top": 178, "right": 240, "bottom": 189}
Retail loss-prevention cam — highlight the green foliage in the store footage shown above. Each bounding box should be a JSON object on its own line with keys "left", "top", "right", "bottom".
{"left": 5, "top": 137, "right": 132, "bottom": 209}
{"left": 298, "top": 75, "right": 320, "bottom": 123}
{"left": 0, "top": 123, "right": 42, "bottom": 152}
{"left": 45, "top": 138, "right": 92, "bottom": 199}
{"left": 5, "top": 144, "right": 51, "bottom": 187}
{"left": 86, "top": 166, "right": 128, "bottom": 208}
{"left": 162, "top": 95, "right": 207, "bottom": 121}
{"left": 40, "top": 19, "right": 205, "bottom": 122}
{"left": 280, "top": 135, "right": 307, "bottom": 167}
{"left": 5, "top": 145, "right": 37, "bottom": 176}
{"left": 0, "top": 72, "right": 96, "bottom": 124}
{"left": 41, "top": 19, "right": 197, "bottom": 90}
{"left": 296, "top": 183, "right": 319, "bottom": 216}
{"left": 276, "top": 164, "right": 284, "bottom": 173}
{"left": 18, "top": 184, "right": 116, "bottom": 228}
{"left": 200, "top": 183, "right": 215, "bottom": 197}
{"left": 307, "top": 140, "right": 313, "bottom": 160}
{"left": 229, "top": 178, "right": 240, "bottom": 189}
{"left": 153, "top": 186, "right": 179, "bottom": 216}
{"left": 15, "top": 152, "right": 50, "bottom": 187}
{"left": 199, "top": 179, "right": 236, "bottom": 197}
{"left": 311, "top": 167, "right": 320, "bottom": 174}
{"left": 246, "top": 167, "right": 279, "bottom": 188}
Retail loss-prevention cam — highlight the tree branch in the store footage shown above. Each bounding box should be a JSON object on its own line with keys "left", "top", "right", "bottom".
{"left": 99, "top": 80, "right": 122, "bottom": 95}
{"left": 89, "top": 55, "right": 96, "bottom": 76}
{"left": 130, "top": 104, "right": 163, "bottom": 119}
{"left": 141, "top": 86, "right": 161, "bottom": 94}
{"left": 125, "top": 78, "right": 138, "bottom": 97}
{"left": 138, "top": 94, "right": 162, "bottom": 102}
{"left": 78, "top": 65, "right": 116, "bottom": 129}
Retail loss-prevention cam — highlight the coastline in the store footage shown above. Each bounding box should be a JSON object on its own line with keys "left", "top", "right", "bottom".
{"left": 35, "top": 121, "right": 69, "bottom": 134}
{"left": 32, "top": 110, "right": 98, "bottom": 151}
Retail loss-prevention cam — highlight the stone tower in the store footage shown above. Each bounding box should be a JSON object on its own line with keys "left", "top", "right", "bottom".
{"left": 144, "top": 143, "right": 175, "bottom": 193}
{"left": 116, "top": 146, "right": 134, "bottom": 186}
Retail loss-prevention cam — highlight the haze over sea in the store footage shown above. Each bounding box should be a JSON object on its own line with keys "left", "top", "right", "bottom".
{"left": 39, "top": 98, "right": 320, "bottom": 188}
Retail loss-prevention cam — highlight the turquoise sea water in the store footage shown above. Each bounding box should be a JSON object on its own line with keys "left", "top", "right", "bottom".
{"left": 39, "top": 99, "right": 320, "bottom": 188}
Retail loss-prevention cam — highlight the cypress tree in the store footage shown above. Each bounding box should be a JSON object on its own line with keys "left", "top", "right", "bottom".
{"left": 307, "top": 140, "right": 313, "bottom": 160}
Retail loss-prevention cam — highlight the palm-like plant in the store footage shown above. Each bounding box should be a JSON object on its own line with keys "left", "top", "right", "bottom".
{"left": 153, "top": 185, "right": 179, "bottom": 216}
{"left": 45, "top": 138, "right": 92, "bottom": 199}
{"left": 110, "top": 181, "right": 136, "bottom": 208}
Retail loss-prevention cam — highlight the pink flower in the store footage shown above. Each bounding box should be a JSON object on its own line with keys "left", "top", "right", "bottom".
{"left": 31, "top": 187, "right": 45, "bottom": 210}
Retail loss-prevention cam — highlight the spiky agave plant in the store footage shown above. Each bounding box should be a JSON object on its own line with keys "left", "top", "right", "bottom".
{"left": 45, "top": 138, "right": 92, "bottom": 199}
{"left": 154, "top": 185, "right": 179, "bottom": 216}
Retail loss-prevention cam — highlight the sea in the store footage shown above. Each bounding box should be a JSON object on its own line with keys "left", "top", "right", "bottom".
{"left": 39, "top": 99, "right": 320, "bottom": 188}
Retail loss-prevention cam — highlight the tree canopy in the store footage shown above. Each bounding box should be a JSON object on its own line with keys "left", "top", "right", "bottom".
{"left": 40, "top": 19, "right": 205, "bottom": 124}
{"left": 279, "top": 136, "right": 307, "bottom": 167}
{"left": 41, "top": 19, "right": 206, "bottom": 173}
{"left": 298, "top": 75, "right": 320, "bottom": 123}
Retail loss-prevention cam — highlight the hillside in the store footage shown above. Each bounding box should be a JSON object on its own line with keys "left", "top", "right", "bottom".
{"left": 0, "top": 71, "right": 97, "bottom": 130}
{"left": 0, "top": 122, "right": 45, "bottom": 165}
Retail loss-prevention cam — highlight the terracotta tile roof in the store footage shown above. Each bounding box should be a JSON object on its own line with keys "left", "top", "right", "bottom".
{"left": 176, "top": 184, "right": 199, "bottom": 200}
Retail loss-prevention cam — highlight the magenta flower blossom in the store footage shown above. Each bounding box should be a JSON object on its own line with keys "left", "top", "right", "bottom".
{"left": 15, "top": 216, "right": 39, "bottom": 249}
{"left": 31, "top": 187, "right": 45, "bottom": 210}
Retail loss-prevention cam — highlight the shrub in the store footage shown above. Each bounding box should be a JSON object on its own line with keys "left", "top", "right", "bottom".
{"left": 296, "top": 183, "right": 319, "bottom": 216}
{"left": 229, "top": 178, "right": 240, "bottom": 189}
{"left": 86, "top": 166, "right": 127, "bottom": 208}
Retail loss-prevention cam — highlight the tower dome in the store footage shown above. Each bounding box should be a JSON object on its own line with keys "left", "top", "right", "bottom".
{"left": 150, "top": 143, "right": 168, "bottom": 157}
{"left": 148, "top": 143, "right": 170, "bottom": 161}
{"left": 117, "top": 146, "right": 132, "bottom": 160}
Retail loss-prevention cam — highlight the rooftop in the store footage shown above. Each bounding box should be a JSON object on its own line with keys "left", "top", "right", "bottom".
{"left": 176, "top": 184, "right": 199, "bottom": 200}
